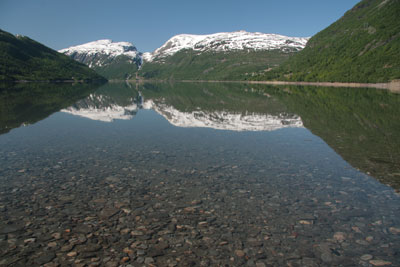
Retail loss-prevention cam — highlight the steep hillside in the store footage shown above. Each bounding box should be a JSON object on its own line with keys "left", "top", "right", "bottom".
{"left": 60, "top": 39, "right": 142, "bottom": 80}
{"left": 255, "top": 0, "right": 400, "bottom": 83}
{"left": 0, "top": 29, "right": 105, "bottom": 82}
{"left": 139, "top": 31, "right": 308, "bottom": 80}
{"left": 140, "top": 50, "right": 297, "bottom": 80}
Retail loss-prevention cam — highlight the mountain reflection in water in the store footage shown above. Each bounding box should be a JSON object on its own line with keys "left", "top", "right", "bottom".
{"left": 0, "top": 82, "right": 102, "bottom": 135}
{"left": 61, "top": 83, "right": 303, "bottom": 132}
{"left": 58, "top": 82, "right": 400, "bottom": 190}
{"left": 2, "top": 82, "right": 398, "bottom": 189}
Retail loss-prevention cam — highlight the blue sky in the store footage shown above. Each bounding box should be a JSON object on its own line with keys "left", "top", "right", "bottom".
{"left": 0, "top": 0, "right": 360, "bottom": 52}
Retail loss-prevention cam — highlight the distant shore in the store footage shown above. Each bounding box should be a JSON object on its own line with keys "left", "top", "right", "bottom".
{"left": 180, "top": 80, "right": 400, "bottom": 92}
{"left": 2, "top": 79, "right": 108, "bottom": 84}
{"left": 247, "top": 80, "right": 400, "bottom": 90}
{"left": 130, "top": 78, "right": 400, "bottom": 92}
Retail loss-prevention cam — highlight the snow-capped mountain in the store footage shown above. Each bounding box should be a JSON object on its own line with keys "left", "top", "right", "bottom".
{"left": 59, "top": 39, "right": 141, "bottom": 67}
{"left": 63, "top": 93, "right": 303, "bottom": 131}
{"left": 62, "top": 103, "right": 139, "bottom": 122}
{"left": 59, "top": 40, "right": 142, "bottom": 79}
{"left": 59, "top": 31, "right": 309, "bottom": 80}
{"left": 143, "top": 31, "right": 309, "bottom": 62}
{"left": 61, "top": 93, "right": 141, "bottom": 122}
{"left": 143, "top": 100, "right": 303, "bottom": 131}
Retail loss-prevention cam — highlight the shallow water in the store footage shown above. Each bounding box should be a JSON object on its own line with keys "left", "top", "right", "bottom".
{"left": 0, "top": 82, "right": 399, "bottom": 266}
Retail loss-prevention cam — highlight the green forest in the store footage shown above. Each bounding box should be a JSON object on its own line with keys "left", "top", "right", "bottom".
{"left": 253, "top": 0, "right": 400, "bottom": 83}
{"left": 0, "top": 29, "right": 106, "bottom": 82}
{"left": 139, "top": 49, "right": 294, "bottom": 81}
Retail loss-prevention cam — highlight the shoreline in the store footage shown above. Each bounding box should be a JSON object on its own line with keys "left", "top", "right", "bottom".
{"left": 179, "top": 80, "right": 400, "bottom": 92}
{"left": 130, "top": 78, "right": 400, "bottom": 92}
{"left": 1, "top": 79, "right": 107, "bottom": 83}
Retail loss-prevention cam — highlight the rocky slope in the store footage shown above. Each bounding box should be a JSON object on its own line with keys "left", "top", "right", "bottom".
{"left": 60, "top": 39, "right": 142, "bottom": 80}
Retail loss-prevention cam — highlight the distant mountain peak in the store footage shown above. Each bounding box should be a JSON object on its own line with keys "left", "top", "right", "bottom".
{"left": 59, "top": 39, "right": 142, "bottom": 79}
{"left": 59, "top": 39, "right": 138, "bottom": 59}
{"left": 144, "top": 31, "right": 309, "bottom": 62}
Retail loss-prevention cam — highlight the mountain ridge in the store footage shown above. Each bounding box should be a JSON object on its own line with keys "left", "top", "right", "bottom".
{"left": 143, "top": 31, "right": 309, "bottom": 62}
{"left": 138, "top": 31, "right": 308, "bottom": 80}
{"left": 59, "top": 39, "right": 141, "bottom": 67}
{"left": 59, "top": 39, "right": 142, "bottom": 80}
{"left": 60, "top": 31, "right": 309, "bottom": 80}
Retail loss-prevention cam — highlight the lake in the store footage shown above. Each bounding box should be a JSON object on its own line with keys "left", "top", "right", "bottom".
{"left": 0, "top": 82, "right": 399, "bottom": 266}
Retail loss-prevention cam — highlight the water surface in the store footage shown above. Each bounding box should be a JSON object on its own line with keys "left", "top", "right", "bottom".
{"left": 0, "top": 82, "right": 399, "bottom": 266}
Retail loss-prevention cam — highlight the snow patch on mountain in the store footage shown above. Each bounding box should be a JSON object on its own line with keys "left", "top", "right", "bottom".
{"left": 143, "top": 100, "right": 303, "bottom": 131}
{"left": 60, "top": 39, "right": 138, "bottom": 59}
{"left": 62, "top": 104, "right": 139, "bottom": 122}
{"left": 145, "top": 31, "right": 309, "bottom": 62}
{"left": 142, "top": 52, "right": 153, "bottom": 62}
{"left": 59, "top": 39, "right": 142, "bottom": 69}
{"left": 61, "top": 93, "right": 140, "bottom": 122}
{"left": 62, "top": 95, "right": 303, "bottom": 131}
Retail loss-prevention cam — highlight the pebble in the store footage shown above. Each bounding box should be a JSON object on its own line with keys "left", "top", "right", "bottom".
{"left": 389, "top": 227, "right": 400, "bottom": 235}
{"left": 366, "top": 236, "right": 374, "bottom": 242}
{"left": 369, "top": 259, "right": 392, "bottom": 266}
{"left": 361, "top": 254, "right": 373, "bottom": 261}
{"left": 24, "top": 238, "right": 36, "bottom": 243}
{"left": 121, "top": 256, "right": 130, "bottom": 263}
{"left": 131, "top": 230, "right": 144, "bottom": 236}
{"left": 123, "top": 247, "right": 134, "bottom": 254}
{"left": 184, "top": 207, "right": 196, "bottom": 213}
{"left": 48, "top": 241, "right": 58, "bottom": 248}
{"left": 67, "top": 251, "right": 77, "bottom": 257}
{"left": 61, "top": 244, "right": 74, "bottom": 252}
{"left": 52, "top": 232, "right": 61, "bottom": 239}
{"left": 333, "top": 232, "right": 346, "bottom": 242}
{"left": 120, "top": 228, "right": 130, "bottom": 234}
{"left": 198, "top": 221, "right": 208, "bottom": 227}
{"left": 235, "top": 250, "right": 246, "bottom": 257}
